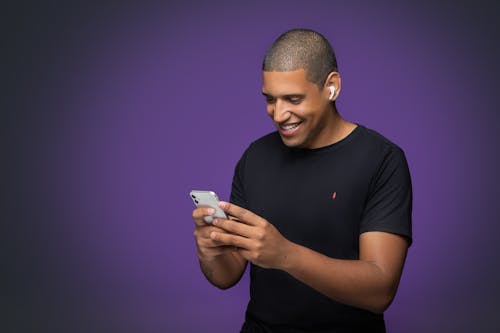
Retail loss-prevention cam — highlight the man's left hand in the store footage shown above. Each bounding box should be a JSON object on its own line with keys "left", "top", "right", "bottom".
{"left": 210, "top": 201, "right": 291, "bottom": 269}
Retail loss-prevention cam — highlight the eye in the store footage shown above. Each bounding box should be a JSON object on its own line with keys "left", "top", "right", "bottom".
{"left": 288, "top": 96, "right": 302, "bottom": 104}
{"left": 265, "top": 96, "right": 276, "bottom": 104}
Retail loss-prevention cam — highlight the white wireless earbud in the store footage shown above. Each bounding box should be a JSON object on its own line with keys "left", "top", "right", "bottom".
{"left": 329, "top": 86, "right": 336, "bottom": 100}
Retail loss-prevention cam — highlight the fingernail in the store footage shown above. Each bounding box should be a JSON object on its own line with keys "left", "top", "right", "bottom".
{"left": 218, "top": 201, "right": 227, "bottom": 209}
{"left": 207, "top": 208, "right": 215, "bottom": 215}
{"left": 210, "top": 231, "right": 217, "bottom": 239}
{"left": 212, "top": 219, "right": 218, "bottom": 226}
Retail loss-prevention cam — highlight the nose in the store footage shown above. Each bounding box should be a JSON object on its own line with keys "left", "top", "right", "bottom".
{"left": 270, "top": 99, "right": 290, "bottom": 123}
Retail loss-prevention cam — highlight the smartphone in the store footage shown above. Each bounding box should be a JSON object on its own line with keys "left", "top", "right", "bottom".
{"left": 189, "top": 190, "right": 228, "bottom": 223}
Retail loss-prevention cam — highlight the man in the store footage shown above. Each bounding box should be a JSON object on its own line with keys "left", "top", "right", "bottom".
{"left": 192, "top": 29, "right": 412, "bottom": 332}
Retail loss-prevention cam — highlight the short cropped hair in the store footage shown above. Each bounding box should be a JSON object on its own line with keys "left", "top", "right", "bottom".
{"left": 262, "top": 29, "right": 338, "bottom": 89}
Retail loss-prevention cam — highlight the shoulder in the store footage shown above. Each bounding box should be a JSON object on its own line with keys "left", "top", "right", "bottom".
{"left": 356, "top": 125, "right": 408, "bottom": 165}
{"left": 356, "top": 125, "right": 412, "bottom": 195}
{"left": 249, "top": 131, "right": 281, "bottom": 148}
{"left": 232, "top": 131, "right": 281, "bottom": 173}
{"left": 243, "top": 131, "right": 282, "bottom": 157}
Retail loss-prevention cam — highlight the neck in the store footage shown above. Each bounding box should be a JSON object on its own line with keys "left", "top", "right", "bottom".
{"left": 325, "top": 106, "right": 357, "bottom": 146}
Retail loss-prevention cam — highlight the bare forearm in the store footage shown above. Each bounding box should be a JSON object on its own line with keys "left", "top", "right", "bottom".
{"left": 199, "top": 251, "right": 247, "bottom": 290}
{"left": 281, "top": 243, "right": 399, "bottom": 313}
{"left": 208, "top": 202, "right": 408, "bottom": 312}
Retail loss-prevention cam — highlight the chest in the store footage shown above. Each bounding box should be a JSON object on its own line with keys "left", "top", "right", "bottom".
{"left": 244, "top": 151, "right": 375, "bottom": 258}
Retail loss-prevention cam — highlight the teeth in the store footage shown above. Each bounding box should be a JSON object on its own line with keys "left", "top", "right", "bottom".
{"left": 281, "top": 123, "right": 300, "bottom": 130}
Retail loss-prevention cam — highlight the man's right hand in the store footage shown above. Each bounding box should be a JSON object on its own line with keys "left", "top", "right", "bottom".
{"left": 192, "top": 207, "right": 236, "bottom": 262}
{"left": 192, "top": 206, "right": 248, "bottom": 289}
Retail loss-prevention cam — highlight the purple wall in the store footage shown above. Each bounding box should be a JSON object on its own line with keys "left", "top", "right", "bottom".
{"left": 4, "top": 1, "right": 500, "bottom": 331}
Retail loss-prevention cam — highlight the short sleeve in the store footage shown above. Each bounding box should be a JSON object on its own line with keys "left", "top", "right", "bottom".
{"left": 230, "top": 149, "right": 249, "bottom": 209}
{"left": 360, "top": 146, "right": 413, "bottom": 246}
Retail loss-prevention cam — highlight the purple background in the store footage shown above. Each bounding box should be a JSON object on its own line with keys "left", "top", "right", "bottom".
{"left": 4, "top": 1, "right": 500, "bottom": 332}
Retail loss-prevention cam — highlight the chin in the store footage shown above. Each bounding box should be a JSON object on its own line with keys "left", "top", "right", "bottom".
{"left": 280, "top": 136, "right": 305, "bottom": 148}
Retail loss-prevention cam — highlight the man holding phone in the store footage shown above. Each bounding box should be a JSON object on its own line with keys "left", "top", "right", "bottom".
{"left": 192, "top": 29, "right": 412, "bottom": 332}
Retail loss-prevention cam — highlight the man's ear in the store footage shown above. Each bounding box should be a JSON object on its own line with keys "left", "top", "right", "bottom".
{"left": 324, "top": 72, "right": 341, "bottom": 101}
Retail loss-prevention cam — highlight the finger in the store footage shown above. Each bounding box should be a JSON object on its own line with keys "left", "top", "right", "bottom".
{"left": 196, "top": 229, "right": 239, "bottom": 248}
{"left": 212, "top": 217, "right": 253, "bottom": 238}
{"left": 236, "top": 248, "right": 253, "bottom": 262}
{"left": 194, "top": 225, "right": 227, "bottom": 240}
{"left": 192, "top": 207, "right": 216, "bottom": 226}
{"left": 218, "top": 201, "right": 261, "bottom": 226}
{"left": 198, "top": 237, "right": 235, "bottom": 249}
{"left": 210, "top": 230, "right": 253, "bottom": 249}
{"left": 197, "top": 245, "right": 238, "bottom": 260}
{"left": 192, "top": 207, "right": 216, "bottom": 219}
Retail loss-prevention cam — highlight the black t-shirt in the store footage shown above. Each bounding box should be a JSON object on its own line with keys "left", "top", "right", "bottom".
{"left": 230, "top": 124, "right": 412, "bottom": 332}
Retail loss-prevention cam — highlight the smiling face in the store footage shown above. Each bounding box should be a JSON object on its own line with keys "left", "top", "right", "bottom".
{"left": 262, "top": 69, "right": 339, "bottom": 149}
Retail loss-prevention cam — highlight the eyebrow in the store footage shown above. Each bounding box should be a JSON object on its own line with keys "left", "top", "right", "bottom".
{"left": 261, "top": 92, "right": 304, "bottom": 98}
